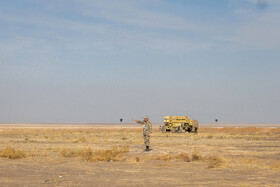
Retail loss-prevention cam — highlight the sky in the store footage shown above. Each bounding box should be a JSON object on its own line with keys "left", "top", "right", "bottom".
{"left": 0, "top": 0, "right": 279, "bottom": 124}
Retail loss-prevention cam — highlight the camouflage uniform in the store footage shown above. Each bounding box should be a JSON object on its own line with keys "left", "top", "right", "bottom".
{"left": 192, "top": 120, "right": 199, "bottom": 133}
{"left": 136, "top": 120, "right": 152, "bottom": 147}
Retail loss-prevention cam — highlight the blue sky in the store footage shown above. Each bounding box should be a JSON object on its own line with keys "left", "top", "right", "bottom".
{"left": 0, "top": 0, "right": 279, "bottom": 124}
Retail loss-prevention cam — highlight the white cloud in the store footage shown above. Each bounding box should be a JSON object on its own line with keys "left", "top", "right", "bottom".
{"left": 0, "top": 11, "right": 107, "bottom": 34}
{"left": 1, "top": 0, "right": 280, "bottom": 60}
{"left": 0, "top": 0, "right": 214, "bottom": 56}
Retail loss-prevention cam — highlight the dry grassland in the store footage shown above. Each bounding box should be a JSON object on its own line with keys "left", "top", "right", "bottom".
{"left": 0, "top": 125, "right": 280, "bottom": 186}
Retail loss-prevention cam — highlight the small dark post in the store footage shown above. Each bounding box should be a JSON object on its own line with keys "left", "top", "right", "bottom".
{"left": 120, "top": 118, "right": 123, "bottom": 123}
{"left": 215, "top": 119, "right": 218, "bottom": 124}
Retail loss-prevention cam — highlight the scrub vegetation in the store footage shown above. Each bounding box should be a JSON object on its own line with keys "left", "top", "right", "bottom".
{"left": 0, "top": 125, "right": 279, "bottom": 186}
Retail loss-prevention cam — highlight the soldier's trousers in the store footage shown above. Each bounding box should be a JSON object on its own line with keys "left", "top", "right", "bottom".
{"left": 143, "top": 134, "right": 150, "bottom": 147}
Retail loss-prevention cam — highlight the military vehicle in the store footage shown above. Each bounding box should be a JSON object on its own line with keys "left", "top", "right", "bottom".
{"left": 160, "top": 116, "right": 198, "bottom": 133}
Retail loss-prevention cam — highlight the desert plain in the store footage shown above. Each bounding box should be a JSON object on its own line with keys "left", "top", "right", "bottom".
{"left": 0, "top": 123, "right": 280, "bottom": 186}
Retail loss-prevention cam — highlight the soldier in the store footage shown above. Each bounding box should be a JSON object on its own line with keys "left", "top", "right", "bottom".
{"left": 132, "top": 117, "right": 152, "bottom": 151}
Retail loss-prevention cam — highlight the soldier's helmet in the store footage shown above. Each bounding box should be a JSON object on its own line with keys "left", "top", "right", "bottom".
{"left": 144, "top": 116, "right": 149, "bottom": 120}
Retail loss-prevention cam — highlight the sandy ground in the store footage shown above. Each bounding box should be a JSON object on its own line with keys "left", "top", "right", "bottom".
{"left": 0, "top": 124, "right": 280, "bottom": 186}
{"left": 1, "top": 160, "right": 279, "bottom": 186}
{"left": 1, "top": 123, "right": 280, "bottom": 127}
{"left": 0, "top": 123, "right": 280, "bottom": 128}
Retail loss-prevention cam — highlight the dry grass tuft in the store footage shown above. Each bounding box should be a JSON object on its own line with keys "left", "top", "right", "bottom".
{"left": 24, "top": 137, "right": 35, "bottom": 142}
{"left": 156, "top": 153, "right": 191, "bottom": 162}
{"left": 207, "top": 135, "right": 213, "bottom": 139}
{"left": 90, "top": 146, "right": 129, "bottom": 162}
{"left": 61, "top": 147, "right": 130, "bottom": 162}
{"left": 60, "top": 148, "right": 80, "bottom": 157}
{"left": 174, "top": 153, "right": 191, "bottom": 162}
{"left": 192, "top": 153, "right": 202, "bottom": 161}
{"left": 80, "top": 148, "right": 93, "bottom": 161}
{"left": 60, "top": 146, "right": 129, "bottom": 162}
{"left": 0, "top": 147, "right": 26, "bottom": 159}
{"left": 270, "top": 162, "right": 280, "bottom": 170}
{"left": 156, "top": 154, "right": 173, "bottom": 161}
{"left": 71, "top": 136, "right": 87, "bottom": 143}
{"left": 207, "top": 156, "right": 225, "bottom": 169}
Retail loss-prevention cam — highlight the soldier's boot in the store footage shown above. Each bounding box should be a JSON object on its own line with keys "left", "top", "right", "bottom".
{"left": 145, "top": 146, "right": 150, "bottom": 152}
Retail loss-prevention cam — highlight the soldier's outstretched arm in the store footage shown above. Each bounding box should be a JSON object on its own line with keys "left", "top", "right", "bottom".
{"left": 132, "top": 119, "right": 144, "bottom": 124}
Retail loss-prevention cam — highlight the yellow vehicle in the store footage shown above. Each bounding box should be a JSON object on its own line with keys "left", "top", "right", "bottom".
{"left": 160, "top": 116, "right": 198, "bottom": 133}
